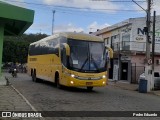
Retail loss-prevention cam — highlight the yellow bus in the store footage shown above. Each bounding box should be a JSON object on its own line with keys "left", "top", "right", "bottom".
{"left": 27, "top": 32, "right": 113, "bottom": 91}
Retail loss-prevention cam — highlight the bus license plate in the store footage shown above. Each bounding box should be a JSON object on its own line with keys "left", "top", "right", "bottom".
{"left": 86, "top": 82, "right": 93, "bottom": 86}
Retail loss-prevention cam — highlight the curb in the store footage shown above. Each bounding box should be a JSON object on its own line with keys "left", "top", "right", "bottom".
{"left": 109, "top": 81, "right": 160, "bottom": 96}
{"left": 5, "top": 76, "right": 45, "bottom": 120}
{"left": 108, "top": 82, "right": 138, "bottom": 91}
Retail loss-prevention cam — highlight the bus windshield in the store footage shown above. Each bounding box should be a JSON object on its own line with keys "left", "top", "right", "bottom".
{"left": 68, "top": 39, "right": 107, "bottom": 73}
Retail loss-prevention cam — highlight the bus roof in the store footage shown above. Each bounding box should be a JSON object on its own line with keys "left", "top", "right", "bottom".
{"left": 30, "top": 32, "right": 103, "bottom": 46}
{"left": 60, "top": 32, "right": 103, "bottom": 42}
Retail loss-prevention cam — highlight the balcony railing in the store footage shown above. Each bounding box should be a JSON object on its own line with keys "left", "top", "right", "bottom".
{"left": 111, "top": 41, "right": 160, "bottom": 53}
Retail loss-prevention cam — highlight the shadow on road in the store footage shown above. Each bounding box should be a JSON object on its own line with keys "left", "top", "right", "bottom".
{"left": 36, "top": 79, "right": 99, "bottom": 93}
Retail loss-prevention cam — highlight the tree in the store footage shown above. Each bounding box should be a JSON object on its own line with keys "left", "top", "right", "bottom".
{"left": 3, "top": 33, "right": 48, "bottom": 63}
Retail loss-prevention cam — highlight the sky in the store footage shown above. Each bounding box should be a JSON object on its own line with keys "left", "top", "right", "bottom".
{"left": 1, "top": 0, "right": 160, "bottom": 35}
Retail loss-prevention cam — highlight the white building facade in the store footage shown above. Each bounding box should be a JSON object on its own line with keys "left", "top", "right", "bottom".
{"left": 93, "top": 16, "right": 160, "bottom": 83}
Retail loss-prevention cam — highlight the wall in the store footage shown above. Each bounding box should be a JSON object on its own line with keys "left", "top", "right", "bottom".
{"left": 131, "top": 17, "right": 160, "bottom": 53}
{"left": 131, "top": 54, "right": 160, "bottom": 70}
{"left": 94, "top": 16, "right": 160, "bottom": 83}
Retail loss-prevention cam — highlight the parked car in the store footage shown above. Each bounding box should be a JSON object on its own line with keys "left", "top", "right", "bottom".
{"left": 138, "top": 72, "right": 160, "bottom": 89}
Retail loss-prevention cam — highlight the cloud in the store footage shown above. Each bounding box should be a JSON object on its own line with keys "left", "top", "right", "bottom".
{"left": 42, "top": 0, "right": 122, "bottom": 13}
{"left": 132, "top": 0, "right": 160, "bottom": 15}
{"left": 152, "top": 0, "right": 160, "bottom": 15}
{"left": 27, "top": 22, "right": 110, "bottom": 34}
{"left": 26, "top": 23, "right": 83, "bottom": 34}
{"left": 43, "top": 0, "right": 160, "bottom": 15}
{"left": 54, "top": 22, "right": 110, "bottom": 34}
{"left": 1, "top": 0, "right": 27, "bottom": 8}
{"left": 54, "top": 23, "right": 84, "bottom": 33}
{"left": 26, "top": 23, "right": 51, "bottom": 34}
{"left": 132, "top": 1, "right": 147, "bottom": 13}
{"left": 87, "top": 21, "right": 110, "bottom": 33}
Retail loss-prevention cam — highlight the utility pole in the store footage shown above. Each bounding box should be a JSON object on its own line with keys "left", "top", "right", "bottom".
{"left": 152, "top": 11, "right": 156, "bottom": 90}
{"left": 145, "top": 0, "right": 152, "bottom": 92}
{"left": 132, "top": 0, "right": 153, "bottom": 92}
{"left": 52, "top": 10, "right": 55, "bottom": 35}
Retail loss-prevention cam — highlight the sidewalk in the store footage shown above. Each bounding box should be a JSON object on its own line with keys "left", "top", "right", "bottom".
{"left": 0, "top": 85, "right": 32, "bottom": 111}
{"left": 109, "top": 81, "right": 138, "bottom": 91}
{"left": 109, "top": 80, "right": 160, "bottom": 96}
{"left": 0, "top": 78, "right": 42, "bottom": 119}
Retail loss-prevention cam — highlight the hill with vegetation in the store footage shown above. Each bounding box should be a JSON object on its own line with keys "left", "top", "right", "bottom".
{"left": 3, "top": 33, "right": 48, "bottom": 63}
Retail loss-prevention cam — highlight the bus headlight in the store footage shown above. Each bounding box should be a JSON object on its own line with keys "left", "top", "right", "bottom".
{"left": 70, "top": 81, "right": 74, "bottom": 84}
{"left": 71, "top": 74, "right": 75, "bottom": 78}
{"left": 103, "top": 81, "right": 106, "bottom": 84}
{"left": 102, "top": 75, "right": 106, "bottom": 78}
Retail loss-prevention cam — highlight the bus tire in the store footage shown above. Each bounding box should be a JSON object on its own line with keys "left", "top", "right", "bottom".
{"left": 87, "top": 87, "right": 93, "bottom": 91}
{"left": 32, "top": 71, "right": 38, "bottom": 82}
{"left": 55, "top": 73, "right": 61, "bottom": 89}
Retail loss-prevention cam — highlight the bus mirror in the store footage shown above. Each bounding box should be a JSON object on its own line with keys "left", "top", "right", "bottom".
{"left": 105, "top": 46, "right": 113, "bottom": 59}
{"left": 62, "top": 43, "right": 70, "bottom": 56}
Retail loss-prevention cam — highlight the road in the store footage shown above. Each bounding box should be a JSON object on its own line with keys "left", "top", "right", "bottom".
{"left": 4, "top": 73, "right": 160, "bottom": 120}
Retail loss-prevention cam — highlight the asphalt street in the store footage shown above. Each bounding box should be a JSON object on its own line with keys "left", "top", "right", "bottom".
{"left": 4, "top": 73, "right": 160, "bottom": 120}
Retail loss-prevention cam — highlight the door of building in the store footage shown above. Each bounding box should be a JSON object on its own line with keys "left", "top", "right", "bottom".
{"left": 109, "top": 59, "right": 113, "bottom": 79}
{"left": 121, "top": 62, "right": 128, "bottom": 80}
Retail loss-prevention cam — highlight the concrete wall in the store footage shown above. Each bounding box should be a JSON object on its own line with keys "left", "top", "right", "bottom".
{"left": 131, "top": 17, "right": 160, "bottom": 53}
{"left": 131, "top": 54, "right": 160, "bottom": 72}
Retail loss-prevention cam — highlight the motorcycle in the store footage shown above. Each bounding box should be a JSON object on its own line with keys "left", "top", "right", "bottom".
{"left": 12, "top": 69, "right": 17, "bottom": 77}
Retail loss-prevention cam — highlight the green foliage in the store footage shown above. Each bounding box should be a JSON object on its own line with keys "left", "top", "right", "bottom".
{"left": 3, "top": 33, "right": 48, "bottom": 63}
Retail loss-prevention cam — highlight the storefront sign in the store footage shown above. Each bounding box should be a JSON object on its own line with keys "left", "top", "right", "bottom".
{"left": 155, "top": 37, "right": 160, "bottom": 43}
{"left": 121, "top": 56, "right": 130, "bottom": 60}
{"left": 136, "top": 36, "right": 144, "bottom": 41}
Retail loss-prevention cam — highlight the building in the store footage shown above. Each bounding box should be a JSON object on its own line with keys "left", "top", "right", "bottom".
{"left": 93, "top": 16, "right": 160, "bottom": 83}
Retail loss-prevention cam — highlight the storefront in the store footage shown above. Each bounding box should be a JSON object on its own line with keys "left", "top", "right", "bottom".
{"left": 93, "top": 16, "right": 160, "bottom": 83}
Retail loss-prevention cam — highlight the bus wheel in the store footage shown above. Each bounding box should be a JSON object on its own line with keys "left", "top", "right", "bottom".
{"left": 87, "top": 87, "right": 93, "bottom": 91}
{"left": 32, "top": 72, "right": 37, "bottom": 82}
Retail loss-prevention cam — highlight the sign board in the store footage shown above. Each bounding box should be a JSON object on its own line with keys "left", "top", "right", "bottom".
{"left": 121, "top": 56, "right": 130, "bottom": 61}
{"left": 148, "top": 59, "right": 152, "bottom": 65}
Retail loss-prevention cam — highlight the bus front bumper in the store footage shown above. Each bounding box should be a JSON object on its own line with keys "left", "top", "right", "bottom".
{"left": 66, "top": 76, "right": 107, "bottom": 87}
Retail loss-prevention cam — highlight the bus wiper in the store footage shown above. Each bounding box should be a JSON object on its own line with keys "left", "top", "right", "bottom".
{"left": 79, "top": 58, "right": 88, "bottom": 72}
{"left": 90, "top": 54, "right": 100, "bottom": 72}
{"left": 69, "top": 56, "right": 73, "bottom": 67}
{"left": 102, "top": 48, "right": 106, "bottom": 60}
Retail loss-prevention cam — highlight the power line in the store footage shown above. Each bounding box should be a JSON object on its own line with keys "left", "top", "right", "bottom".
{"left": 2, "top": 0, "right": 145, "bottom": 12}
{"left": 95, "top": 0, "right": 146, "bottom": 2}
{"left": 3, "top": 0, "right": 147, "bottom": 3}
{"left": 22, "top": 2, "right": 143, "bottom": 20}
{"left": 1, "top": 0, "right": 146, "bottom": 34}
